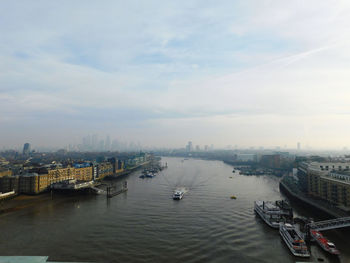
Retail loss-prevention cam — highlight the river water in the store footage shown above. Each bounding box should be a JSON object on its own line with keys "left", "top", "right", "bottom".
{"left": 0, "top": 157, "right": 349, "bottom": 263}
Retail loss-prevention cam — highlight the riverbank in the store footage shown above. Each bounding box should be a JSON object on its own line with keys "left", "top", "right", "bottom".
{"left": 0, "top": 193, "right": 57, "bottom": 214}
{"left": 0, "top": 161, "right": 153, "bottom": 215}
{"left": 279, "top": 180, "right": 348, "bottom": 218}
{"left": 105, "top": 160, "right": 151, "bottom": 179}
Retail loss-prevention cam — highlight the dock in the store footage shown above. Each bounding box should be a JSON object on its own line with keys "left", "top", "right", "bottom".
{"left": 0, "top": 190, "right": 15, "bottom": 199}
{"left": 107, "top": 181, "right": 128, "bottom": 198}
{"left": 107, "top": 187, "right": 128, "bottom": 198}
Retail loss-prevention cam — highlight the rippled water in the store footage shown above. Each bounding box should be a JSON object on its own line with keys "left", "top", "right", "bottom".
{"left": 0, "top": 157, "right": 348, "bottom": 262}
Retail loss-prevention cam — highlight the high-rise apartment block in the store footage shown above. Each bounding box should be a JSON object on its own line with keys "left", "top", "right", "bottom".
{"left": 22, "top": 143, "right": 31, "bottom": 155}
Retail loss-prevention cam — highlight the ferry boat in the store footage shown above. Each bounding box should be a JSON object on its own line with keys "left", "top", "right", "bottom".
{"left": 310, "top": 229, "right": 340, "bottom": 255}
{"left": 279, "top": 223, "right": 310, "bottom": 258}
{"left": 173, "top": 190, "right": 184, "bottom": 200}
{"left": 254, "top": 200, "right": 288, "bottom": 228}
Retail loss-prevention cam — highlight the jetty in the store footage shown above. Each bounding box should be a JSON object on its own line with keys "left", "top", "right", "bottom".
{"left": 107, "top": 181, "right": 128, "bottom": 198}
{"left": 0, "top": 190, "right": 15, "bottom": 199}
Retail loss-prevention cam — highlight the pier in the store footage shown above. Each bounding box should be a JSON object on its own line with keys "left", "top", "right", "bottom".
{"left": 0, "top": 190, "right": 15, "bottom": 199}
{"left": 51, "top": 180, "right": 95, "bottom": 190}
{"left": 107, "top": 181, "right": 128, "bottom": 198}
{"left": 307, "top": 216, "right": 350, "bottom": 231}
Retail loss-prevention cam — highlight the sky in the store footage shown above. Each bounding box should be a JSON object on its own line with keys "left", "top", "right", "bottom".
{"left": 1, "top": 0, "right": 350, "bottom": 150}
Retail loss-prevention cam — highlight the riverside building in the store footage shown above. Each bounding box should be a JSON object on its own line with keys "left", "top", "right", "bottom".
{"left": 300, "top": 162, "right": 350, "bottom": 210}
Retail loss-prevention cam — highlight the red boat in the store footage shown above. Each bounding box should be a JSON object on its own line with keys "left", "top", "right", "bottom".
{"left": 310, "top": 230, "right": 340, "bottom": 255}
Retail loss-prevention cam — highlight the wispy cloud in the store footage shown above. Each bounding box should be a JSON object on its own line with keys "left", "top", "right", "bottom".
{"left": 1, "top": 0, "right": 350, "bottom": 148}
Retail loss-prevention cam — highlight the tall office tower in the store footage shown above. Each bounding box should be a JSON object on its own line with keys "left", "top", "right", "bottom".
{"left": 23, "top": 143, "right": 31, "bottom": 155}
{"left": 297, "top": 142, "right": 301, "bottom": 151}
{"left": 111, "top": 139, "right": 119, "bottom": 151}
{"left": 92, "top": 134, "right": 98, "bottom": 150}
{"left": 186, "top": 141, "right": 193, "bottom": 152}
{"left": 105, "top": 135, "right": 111, "bottom": 151}
{"left": 82, "top": 135, "right": 92, "bottom": 150}
{"left": 99, "top": 140, "right": 105, "bottom": 151}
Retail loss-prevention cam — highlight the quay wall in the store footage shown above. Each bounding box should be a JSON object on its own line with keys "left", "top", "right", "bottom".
{"left": 279, "top": 180, "right": 347, "bottom": 218}
{"left": 104, "top": 161, "right": 151, "bottom": 180}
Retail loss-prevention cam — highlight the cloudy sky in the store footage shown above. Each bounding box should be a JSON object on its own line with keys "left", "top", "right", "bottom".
{"left": 1, "top": 0, "right": 350, "bottom": 149}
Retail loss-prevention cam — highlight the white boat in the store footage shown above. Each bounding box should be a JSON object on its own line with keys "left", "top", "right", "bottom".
{"left": 173, "top": 190, "right": 184, "bottom": 200}
{"left": 254, "top": 200, "right": 285, "bottom": 228}
{"left": 279, "top": 223, "right": 310, "bottom": 258}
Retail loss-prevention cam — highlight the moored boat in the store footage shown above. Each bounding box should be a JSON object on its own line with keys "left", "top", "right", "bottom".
{"left": 310, "top": 230, "right": 340, "bottom": 255}
{"left": 254, "top": 200, "right": 286, "bottom": 228}
{"left": 279, "top": 223, "right": 310, "bottom": 258}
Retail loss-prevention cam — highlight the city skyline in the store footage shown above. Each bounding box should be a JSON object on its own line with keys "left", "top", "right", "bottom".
{"left": 1, "top": 1, "right": 350, "bottom": 149}
{"left": 3, "top": 138, "right": 350, "bottom": 153}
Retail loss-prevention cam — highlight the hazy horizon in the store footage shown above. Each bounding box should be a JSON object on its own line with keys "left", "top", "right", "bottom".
{"left": 1, "top": 1, "right": 350, "bottom": 150}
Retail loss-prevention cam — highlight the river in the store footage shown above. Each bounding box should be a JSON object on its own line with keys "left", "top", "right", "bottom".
{"left": 0, "top": 157, "right": 349, "bottom": 262}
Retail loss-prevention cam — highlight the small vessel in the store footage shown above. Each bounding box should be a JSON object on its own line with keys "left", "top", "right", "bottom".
{"left": 230, "top": 195, "right": 237, "bottom": 199}
{"left": 145, "top": 173, "right": 155, "bottom": 178}
{"left": 310, "top": 230, "right": 340, "bottom": 255}
{"left": 232, "top": 169, "right": 236, "bottom": 173}
{"left": 173, "top": 190, "right": 184, "bottom": 200}
{"left": 279, "top": 223, "right": 310, "bottom": 258}
{"left": 139, "top": 175, "right": 145, "bottom": 179}
{"left": 254, "top": 200, "right": 289, "bottom": 228}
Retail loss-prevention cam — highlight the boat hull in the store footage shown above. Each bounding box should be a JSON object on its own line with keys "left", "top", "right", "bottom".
{"left": 310, "top": 230, "right": 340, "bottom": 255}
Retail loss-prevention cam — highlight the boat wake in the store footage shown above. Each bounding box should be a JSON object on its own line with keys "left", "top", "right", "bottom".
{"left": 174, "top": 187, "right": 189, "bottom": 193}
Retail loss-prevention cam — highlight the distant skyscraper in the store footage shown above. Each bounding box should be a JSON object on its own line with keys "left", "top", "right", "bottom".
{"left": 105, "top": 135, "right": 111, "bottom": 151}
{"left": 92, "top": 134, "right": 98, "bottom": 150}
{"left": 111, "top": 139, "right": 119, "bottom": 151}
{"left": 99, "top": 140, "right": 105, "bottom": 151}
{"left": 186, "top": 141, "right": 193, "bottom": 152}
{"left": 23, "top": 143, "right": 31, "bottom": 155}
{"left": 297, "top": 142, "right": 301, "bottom": 151}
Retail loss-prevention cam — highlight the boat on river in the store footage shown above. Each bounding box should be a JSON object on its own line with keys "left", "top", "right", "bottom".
{"left": 279, "top": 223, "right": 310, "bottom": 258}
{"left": 173, "top": 190, "right": 184, "bottom": 200}
{"left": 145, "top": 173, "right": 155, "bottom": 178}
{"left": 254, "top": 200, "right": 291, "bottom": 228}
{"left": 310, "top": 229, "right": 340, "bottom": 255}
